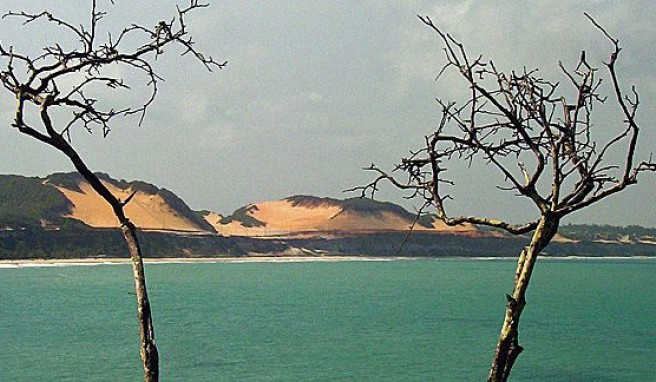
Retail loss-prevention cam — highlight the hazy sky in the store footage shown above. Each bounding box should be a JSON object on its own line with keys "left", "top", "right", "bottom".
{"left": 0, "top": 1, "right": 655, "bottom": 227}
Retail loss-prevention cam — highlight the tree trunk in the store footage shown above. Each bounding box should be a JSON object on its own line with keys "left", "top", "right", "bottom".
{"left": 487, "top": 214, "right": 559, "bottom": 382}
{"left": 121, "top": 221, "right": 159, "bottom": 382}
{"left": 44, "top": 137, "right": 160, "bottom": 381}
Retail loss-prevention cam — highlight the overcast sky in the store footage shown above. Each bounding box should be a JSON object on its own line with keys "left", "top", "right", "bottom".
{"left": 0, "top": 1, "right": 655, "bottom": 227}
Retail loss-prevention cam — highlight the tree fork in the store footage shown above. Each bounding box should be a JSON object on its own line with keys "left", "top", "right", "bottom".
{"left": 39, "top": 109, "right": 160, "bottom": 381}
{"left": 488, "top": 216, "right": 559, "bottom": 382}
{"left": 1, "top": 2, "right": 223, "bottom": 381}
{"left": 355, "top": 14, "right": 655, "bottom": 382}
{"left": 66, "top": 143, "right": 160, "bottom": 381}
{"left": 45, "top": 132, "right": 160, "bottom": 381}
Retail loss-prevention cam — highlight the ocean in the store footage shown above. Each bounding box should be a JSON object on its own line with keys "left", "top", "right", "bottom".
{"left": 1, "top": 258, "right": 654, "bottom": 381}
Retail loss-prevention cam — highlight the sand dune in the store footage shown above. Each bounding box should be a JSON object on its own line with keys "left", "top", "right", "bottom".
{"left": 209, "top": 199, "right": 342, "bottom": 236}
{"left": 55, "top": 181, "right": 208, "bottom": 232}
{"left": 210, "top": 198, "right": 478, "bottom": 237}
{"left": 48, "top": 175, "right": 478, "bottom": 238}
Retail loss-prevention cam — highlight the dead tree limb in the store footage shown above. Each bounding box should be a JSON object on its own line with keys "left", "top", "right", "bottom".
{"left": 0, "top": 1, "right": 225, "bottom": 381}
{"left": 353, "top": 13, "right": 654, "bottom": 382}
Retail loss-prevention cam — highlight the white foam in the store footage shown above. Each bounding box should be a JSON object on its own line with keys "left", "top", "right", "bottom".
{"left": 0, "top": 255, "right": 652, "bottom": 269}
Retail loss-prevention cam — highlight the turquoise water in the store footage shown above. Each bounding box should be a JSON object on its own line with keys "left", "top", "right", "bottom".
{"left": 1, "top": 258, "right": 654, "bottom": 381}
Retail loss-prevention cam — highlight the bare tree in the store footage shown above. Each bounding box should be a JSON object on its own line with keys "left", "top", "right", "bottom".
{"left": 0, "top": 1, "right": 225, "bottom": 381}
{"left": 352, "top": 14, "right": 655, "bottom": 382}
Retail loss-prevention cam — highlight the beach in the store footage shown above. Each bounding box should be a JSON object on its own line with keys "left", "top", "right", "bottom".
{"left": 2, "top": 254, "right": 653, "bottom": 269}
{"left": 0, "top": 255, "right": 413, "bottom": 268}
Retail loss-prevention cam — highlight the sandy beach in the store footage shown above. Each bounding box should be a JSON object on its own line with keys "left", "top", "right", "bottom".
{"left": 0, "top": 255, "right": 417, "bottom": 268}
{"left": 1, "top": 255, "right": 652, "bottom": 268}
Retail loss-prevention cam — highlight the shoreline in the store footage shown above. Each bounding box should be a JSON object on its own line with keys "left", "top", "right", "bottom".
{"left": 0, "top": 255, "right": 654, "bottom": 268}
{"left": 0, "top": 256, "right": 414, "bottom": 268}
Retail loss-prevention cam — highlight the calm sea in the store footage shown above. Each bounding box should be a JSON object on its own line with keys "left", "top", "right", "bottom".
{"left": 1, "top": 258, "right": 654, "bottom": 381}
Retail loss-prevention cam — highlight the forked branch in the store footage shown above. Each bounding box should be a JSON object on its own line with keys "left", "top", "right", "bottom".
{"left": 353, "top": 14, "right": 655, "bottom": 237}
{"left": 1, "top": 0, "right": 227, "bottom": 139}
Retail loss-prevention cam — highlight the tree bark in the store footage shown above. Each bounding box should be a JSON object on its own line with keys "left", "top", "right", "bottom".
{"left": 37, "top": 131, "right": 160, "bottom": 381}
{"left": 121, "top": 221, "right": 159, "bottom": 382}
{"left": 3, "top": 3, "right": 225, "bottom": 377}
{"left": 487, "top": 214, "right": 559, "bottom": 382}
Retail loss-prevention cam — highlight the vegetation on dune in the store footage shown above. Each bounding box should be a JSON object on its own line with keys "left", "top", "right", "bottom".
{"left": 45, "top": 172, "right": 86, "bottom": 193}
{"left": 0, "top": 175, "right": 73, "bottom": 225}
{"left": 220, "top": 204, "right": 267, "bottom": 228}
{"left": 153, "top": 189, "right": 217, "bottom": 233}
{"left": 115, "top": 178, "right": 217, "bottom": 233}
{"left": 286, "top": 195, "right": 435, "bottom": 228}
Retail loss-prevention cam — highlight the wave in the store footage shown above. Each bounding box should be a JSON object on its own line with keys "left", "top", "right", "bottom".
{"left": 0, "top": 255, "right": 652, "bottom": 269}
{"left": 0, "top": 256, "right": 414, "bottom": 268}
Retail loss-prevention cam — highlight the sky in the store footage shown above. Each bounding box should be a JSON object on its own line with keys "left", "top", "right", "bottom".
{"left": 0, "top": 1, "right": 655, "bottom": 227}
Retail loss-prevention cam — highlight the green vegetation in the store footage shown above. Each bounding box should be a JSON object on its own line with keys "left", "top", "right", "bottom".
{"left": 560, "top": 224, "right": 656, "bottom": 242}
{"left": 0, "top": 222, "right": 292, "bottom": 260}
{"left": 0, "top": 175, "right": 72, "bottom": 226}
{"left": 1, "top": 219, "right": 655, "bottom": 260}
{"left": 220, "top": 204, "right": 266, "bottom": 228}
{"left": 1, "top": 173, "right": 655, "bottom": 260}
{"left": 45, "top": 172, "right": 85, "bottom": 193}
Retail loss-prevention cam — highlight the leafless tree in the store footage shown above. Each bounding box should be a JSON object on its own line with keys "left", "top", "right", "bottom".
{"left": 352, "top": 14, "right": 655, "bottom": 382}
{"left": 0, "top": 1, "right": 225, "bottom": 381}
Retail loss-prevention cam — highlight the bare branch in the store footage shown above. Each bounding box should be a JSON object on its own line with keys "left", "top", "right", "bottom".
{"left": 351, "top": 13, "right": 656, "bottom": 382}
{"left": 354, "top": 13, "right": 655, "bottom": 240}
{"left": 0, "top": 3, "right": 225, "bottom": 379}
{"left": 0, "top": 0, "right": 227, "bottom": 142}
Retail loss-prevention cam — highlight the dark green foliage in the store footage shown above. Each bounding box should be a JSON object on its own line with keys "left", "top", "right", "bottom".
{"left": 287, "top": 232, "right": 526, "bottom": 257}
{"left": 286, "top": 232, "right": 656, "bottom": 257}
{"left": 336, "top": 197, "right": 434, "bottom": 228}
{"left": 221, "top": 204, "right": 266, "bottom": 228}
{"left": 107, "top": 178, "right": 159, "bottom": 194}
{"left": 1, "top": 223, "right": 655, "bottom": 260}
{"left": 195, "top": 210, "right": 214, "bottom": 221}
{"left": 0, "top": 223, "right": 123, "bottom": 259}
{"left": 0, "top": 223, "right": 286, "bottom": 260}
{"left": 45, "top": 172, "right": 85, "bottom": 193}
{"left": 156, "top": 188, "right": 216, "bottom": 233}
{"left": 0, "top": 175, "right": 72, "bottom": 226}
{"left": 340, "top": 197, "right": 408, "bottom": 217}
{"left": 286, "top": 195, "right": 338, "bottom": 208}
